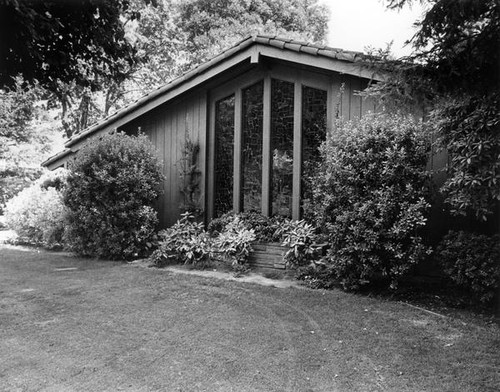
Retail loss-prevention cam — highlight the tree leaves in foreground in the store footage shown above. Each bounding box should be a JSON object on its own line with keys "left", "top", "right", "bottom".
{"left": 0, "top": 0, "right": 138, "bottom": 93}
{"left": 375, "top": 0, "right": 500, "bottom": 222}
{"left": 0, "top": 0, "right": 142, "bottom": 137}
{"left": 124, "top": 0, "right": 329, "bottom": 99}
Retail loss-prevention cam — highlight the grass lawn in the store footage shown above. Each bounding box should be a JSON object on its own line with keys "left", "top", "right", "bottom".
{"left": 0, "top": 245, "right": 499, "bottom": 392}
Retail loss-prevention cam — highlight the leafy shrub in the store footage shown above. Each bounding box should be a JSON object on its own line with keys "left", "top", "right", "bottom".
{"left": 209, "top": 212, "right": 324, "bottom": 269}
{"left": 208, "top": 211, "right": 286, "bottom": 242}
{"left": 437, "top": 230, "right": 500, "bottom": 303}
{"left": 152, "top": 214, "right": 255, "bottom": 271}
{"left": 0, "top": 167, "right": 43, "bottom": 215}
{"left": 277, "top": 219, "right": 323, "bottom": 268}
{"left": 296, "top": 263, "right": 338, "bottom": 290}
{"left": 63, "top": 132, "right": 164, "bottom": 260}
{"left": 434, "top": 93, "right": 500, "bottom": 221}
{"left": 151, "top": 212, "right": 211, "bottom": 266}
{"left": 212, "top": 216, "right": 256, "bottom": 266}
{"left": 4, "top": 169, "right": 68, "bottom": 247}
{"left": 305, "top": 113, "right": 432, "bottom": 290}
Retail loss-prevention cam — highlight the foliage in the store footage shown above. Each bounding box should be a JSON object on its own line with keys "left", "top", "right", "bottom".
{"left": 0, "top": 76, "right": 60, "bottom": 213}
{"left": 277, "top": 219, "right": 323, "bottom": 268}
{"left": 0, "top": 0, "right": 139, "bottom": 93}
{"left": 437, "top": 230, "right": 500, "bottom": 303}
{"left": 63, "top": 132, "right": 164, "bottom": 260}
{"left": 433, "top": 93, "right": 500, "bottom": 221}
{"left": 151, "top": 214, "right": 255, "bottom": 271}
{"left": 208, "top": 211, "right": 286, "bottom": 242}
{"left": 175, "top": 0, "right": 328, "bottom": 67}
{"left": 295, "top": 263, "right": 337, "bottom": 290}
{"left": 305, "top": 113, "right": 432, "bottom": 290}
{"left": 209, "top": 212, "right": 324, "bottom": 269}
{"left": 151, "top": 212, "right": 212, "bottom": 266}
{"left": 383, "top": 0, "right": 499, "bottom": 98}
{"left": 373, "top": 0, "right": 500, "bottom": 222}
{"left": 4, "top": 169, "right": 68, "bottom": 247}
{"left": 0, "top": 167, "right": 43, "bottom": 215}
{"left": 125, "top": 0, "right": 329, "bottom": 97}
{"left": 212, "top": 216, "right": 256, "bottom": 266}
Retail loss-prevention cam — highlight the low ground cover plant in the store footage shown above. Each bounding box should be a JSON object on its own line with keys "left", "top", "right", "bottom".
{"left": 151, "top": 212, "right": 212, "bottom": 266}
{"left": 4, "top": 169, "right": 68, "bottom": 248}
{"left": 208, "top": 211, "right": 286, "bottom": 242}
{"left": 277, "top": 219, "right": 324, "bottom": 268}
{"left": 152, "top": 213, "right": 256, "bottom": 271}
{"left": 212, "top": 216, "right": 256, "bottom": 267}
{"left": 304, "top": 113, "right": 433, "bottom": 290}
{"left": 156, "top": 211, "right": 323, "bottom": 272}
{"left": 63, "top": 132, "right": 164, "bottom": 260}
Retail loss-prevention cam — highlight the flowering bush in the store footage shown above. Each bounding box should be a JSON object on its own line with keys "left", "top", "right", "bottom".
{"left": 4, "top": 169, "right": 68, "bottom": 247}
{"left": 63, "top": 132, "right": 164, "bottom": 260}
{"left": 304, "top": 113, "right": 433, "bottom": 290}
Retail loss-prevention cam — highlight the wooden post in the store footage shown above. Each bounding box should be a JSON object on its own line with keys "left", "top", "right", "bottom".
{"left": 262, "top": 76, "right": 272, "bottom": 216}
{"left": 233, "top": 89, "right": 243, "bottom": 213}
{"left": 292, "top": 82, "right": 302, "bottom": 221}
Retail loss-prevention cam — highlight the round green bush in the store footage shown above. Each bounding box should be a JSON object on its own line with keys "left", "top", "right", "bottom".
{"left": 437, "top": 230, "right": 500, "bottom": 304}
{"left": 304, "top": 112, "right": 432, "bottom": 290}
{"left": 4, "top": 169, "right": 68, "bottom": 247}
{"left": 63, "top": 132, "right": 164, "bottom": 260}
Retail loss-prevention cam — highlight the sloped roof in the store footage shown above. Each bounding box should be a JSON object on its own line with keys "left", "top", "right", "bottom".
{"left": 43, "top": 35, "right": 378, "bottom": 168}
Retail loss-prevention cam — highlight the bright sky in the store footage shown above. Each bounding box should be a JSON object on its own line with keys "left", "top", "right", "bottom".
{"left": 319, "top": 0, "right": 428, "bottom": 57}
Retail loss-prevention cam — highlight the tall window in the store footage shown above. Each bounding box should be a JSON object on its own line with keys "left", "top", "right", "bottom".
{"left": 214, "top": 95, "right": 235, "bottom": 217}
{"left": 242, "top": 81, "right": 264, "bottom": 212}
{"left": 301, "top": 86, "right": 327, "bottom": 205}
{"left": 271, "top": 79, "right": 294, "bottom": 217}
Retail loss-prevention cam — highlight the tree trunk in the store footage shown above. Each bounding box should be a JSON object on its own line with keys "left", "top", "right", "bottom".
{"left": 78, "top": 92, "right": 91, "bottom": 131}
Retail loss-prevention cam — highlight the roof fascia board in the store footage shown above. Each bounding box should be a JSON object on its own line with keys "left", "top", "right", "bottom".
{"left": 67, "top": 50, "right": 255, "bottom": 150}
{"left": 256, "top": 45, "right": 387, "bottom": 81}
{"left": 42, "top": 149, "right": 72, "bottom": 169}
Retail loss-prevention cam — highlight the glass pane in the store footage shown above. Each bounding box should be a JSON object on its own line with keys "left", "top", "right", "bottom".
{"left": 301, "top": 86, "right": 327, "bottom": 205}
{"left": 271, "top": 79, "right": 294, "bottom": 217}
{"left": 242, "top": 81, "right": 264, "bottom": 212}
{"left": 214, "top": 95, "right": 235, "bottom": 217}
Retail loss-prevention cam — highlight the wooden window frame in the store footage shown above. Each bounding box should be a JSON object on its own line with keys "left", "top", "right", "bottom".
{"left": 207, "top": 65, "right": 331, "bottom": 222}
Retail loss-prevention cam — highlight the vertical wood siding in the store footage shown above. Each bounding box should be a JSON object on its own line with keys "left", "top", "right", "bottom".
{"left": 121, "top": 92, "right": 207, "bottom": 228}
{"left": 329, "top": 74, "right": 377, "bottom": 122}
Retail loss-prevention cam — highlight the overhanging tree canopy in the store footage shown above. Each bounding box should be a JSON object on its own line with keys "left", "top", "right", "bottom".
{"left": 0, "top": 0, "right": 139, "bottom": 92}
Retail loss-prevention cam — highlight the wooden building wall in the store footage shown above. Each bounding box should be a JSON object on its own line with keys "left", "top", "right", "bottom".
{"left": 120, "top": 64, "right": 379, "bottom": 227}
{"left": 120, "top": 92, "right": 207, "bottom": 228}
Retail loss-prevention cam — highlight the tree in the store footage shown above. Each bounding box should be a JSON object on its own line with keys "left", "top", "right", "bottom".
{"left": 0, "top": 0, "right": 141, "bottom": 137}
{"left": 371, "top": 0, "right": 500, "bottom": 222}
{"left": 0, "top": 0, "right": 138, "bottom": 92}
{"left": 0, "top": 76, "right": 59, "bottom": 213}
{"left": 176, "top": 0, "right": 329, "bottom": 67}
{"left": 125, "top": 0, "right": 329, "bottom": 97}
